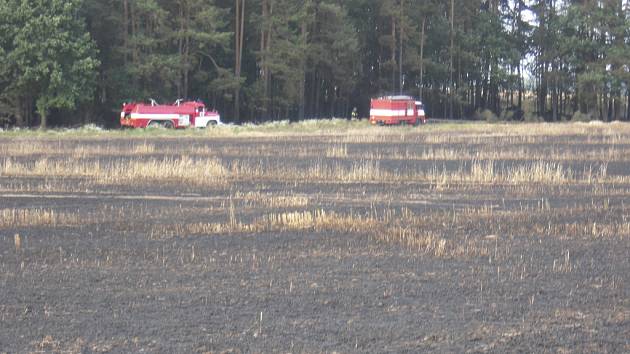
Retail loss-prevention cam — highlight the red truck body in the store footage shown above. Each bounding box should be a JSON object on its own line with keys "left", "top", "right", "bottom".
{"left": 120, "top": 100, "right": 221, "bottom": 128}
{"left": 369, "top": 96, "right": 426, "bottom": 126}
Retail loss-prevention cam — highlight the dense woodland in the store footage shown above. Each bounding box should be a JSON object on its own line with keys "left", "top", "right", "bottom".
{"left": 0, "top": 0, "right": 629, "bottom": 128}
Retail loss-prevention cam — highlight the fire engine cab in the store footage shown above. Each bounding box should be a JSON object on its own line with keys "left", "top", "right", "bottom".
{"left": 369, "top": 96, "right": 426, "bottom": 126}
{"left": 120, "top": 99, "right": 221, "bottom": 128}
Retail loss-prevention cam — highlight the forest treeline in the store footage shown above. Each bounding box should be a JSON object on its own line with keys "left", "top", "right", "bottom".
{"left": 0, "top": 0, "right": 629, "bottom": 128}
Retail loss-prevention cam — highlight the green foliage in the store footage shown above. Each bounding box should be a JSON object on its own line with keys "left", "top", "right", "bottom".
{"left": 0, "top": 0, "right": 99, "bottom": 127}
{"left": 0, "top": 0, "right": 629, "bottom": 127}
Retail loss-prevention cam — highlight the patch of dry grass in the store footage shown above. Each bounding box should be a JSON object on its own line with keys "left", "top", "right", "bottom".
{"left": 233, "top": 191, "right": 309, "bottom": 208}
{"left": 1, "top": 157, "right": 228, "bottom": 186}
{"left": 0, "top": 153, "right": 620, "bottom": 195}
{"left": 0, "top": 208, "right": 83, "bottom": 228}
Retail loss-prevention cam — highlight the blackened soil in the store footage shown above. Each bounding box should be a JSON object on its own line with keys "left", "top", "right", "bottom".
{"left": 0, "top": 132, "right": 629, "bottom": 353}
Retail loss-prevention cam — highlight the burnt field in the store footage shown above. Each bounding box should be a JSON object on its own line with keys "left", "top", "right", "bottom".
{"left": 0, "top": 122, "right": 628, "bottom": 352}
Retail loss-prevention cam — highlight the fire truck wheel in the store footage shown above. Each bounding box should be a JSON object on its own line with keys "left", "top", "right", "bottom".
{"left": 205, "top": 121, "right": 217, "bottom": 128}
{"left": 147, "top": 121, "right": 161, "bottom": 128}
{"left": 163, "top": 120, "right": 174, "bottom": 129}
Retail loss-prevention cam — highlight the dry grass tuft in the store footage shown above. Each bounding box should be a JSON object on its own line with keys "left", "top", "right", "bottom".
{"left": 325, "top": 144, "right": 348, "bottom": 158}
{"left": 1, "top": 156, "right": 228, "bottom": 186}
{"left": 0, "top": 208, "right": 82, "bottom": 228}
{"left": 151, "top": 209, "right": 379, "bottom": 238}
{"left": 14, "top": 233, "right": 21, "bottom": 252}
{"left": 234, "top": 191, "right": 309, "bottom": 208}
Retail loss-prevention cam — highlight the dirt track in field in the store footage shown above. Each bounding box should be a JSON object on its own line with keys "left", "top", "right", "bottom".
{"left": 0, "top": 123, "right": 629, "bottom": 352}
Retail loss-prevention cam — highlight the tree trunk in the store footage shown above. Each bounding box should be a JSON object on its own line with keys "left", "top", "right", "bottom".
{"left": 177, "top": 2, "right": 185, "bottom": 98}
{"left": 39, "top": 112, "right": 47, "bottom": 130}
{"left": 475, "top": 79, "right": 482, "bottom": 112}
{"left": 419, "top": 18, "right": 425, "bottom": 100}
{"left": 330, "top": 84, "right": 336, "bottom": 118}
{"left": 306, "top": 71, "right": 314, "bottom": 118}
{"left": 122, "top": 0, "right": 129, "bottom": 65}
{"left": 551, "top": 69, "right": 558, "bottom": 121}
{"left": 559, "top": 85, "right": 567, "bottom": 120}
{"left": 482, "top": 62, "right": 489, "bottom": 110}
{"left": 130, "top": 3, "right": 139, "bottom": 90}
{"left": 260, "top": 0, "right": 267, "bottom": 118}
{"left": 442, "top": 84, "right": 448, "bottom": 118}
{"left": 14, "top": 97, "right": 25, "bottom": 127}
{"left": 516, "top": 0, "right": 523, "bottom": 115}
{"left": 537, "top": 1, "right": 547, "bottom": 120}
{"left": 234, "top": 0, "right": 245, "bottom": 123}
{"left": 260, "top": 0, "right": 272, "bottom": 119}
{"left": 516, "top": 60, "right": 523, "bottom": 114}
{"left": 298, "top": 21, "right": 307, "bottom": 121}
{"left": 597, "top": 91, "right": 606, "bottom": 120}
{"left": 457, "top": 44, "right": 462, "bottom": 118}
{"left": 398, "top": 0, "right": 404, "bottom": 94}
{"left": 607, "top": 93, "right": 612, "bottom": 122}
{"left": 314, "top": 75, "right": 320, "bottom": 118}
{"left": 509, "top": 66, "right": 514, "bottom": 108}
{"left": 449, "top": 0, "right": 454, "bottom": 119}
{"left": 25, "top": 94, "right": 33, "bottom": 127}
{"left": 183, "top": 2, "right": 191, "bottom": 99}
{"left": 130, "top": 4, "right": 138, "bottom": 64}
{"left": 391, "top": 16, "right": 396, "bottom": 92}
{"left": 538, "top": 66, "right": 547, "bottom": 119}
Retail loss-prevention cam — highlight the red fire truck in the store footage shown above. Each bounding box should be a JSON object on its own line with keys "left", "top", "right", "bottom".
{"left": 369, "top": 96, "right": 426, "bottom": 126}
{"left": 120, "top": 99, "right": 221, "bottom": 128}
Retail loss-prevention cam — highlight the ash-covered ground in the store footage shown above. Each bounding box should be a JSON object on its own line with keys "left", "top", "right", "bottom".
{"left": 1, "top": 125, "right": 628, "bottom": 352}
